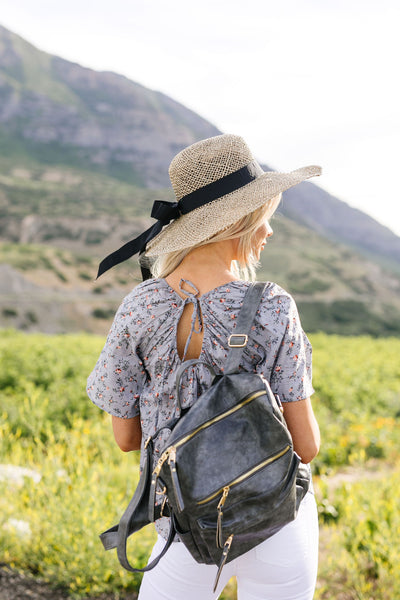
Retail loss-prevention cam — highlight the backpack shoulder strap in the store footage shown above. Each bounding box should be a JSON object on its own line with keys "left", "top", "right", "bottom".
{"left": 224, "top": 281, "right": 267, "bottom": 375}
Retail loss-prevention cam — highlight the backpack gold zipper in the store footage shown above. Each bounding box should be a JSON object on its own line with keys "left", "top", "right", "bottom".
{"left": 151, "top": 390, "right": 265, "bottom": 478}
{"left": 197, "top": 444, "right": 291, "bottom": 506}
{"left": 173, "top": 390, "right": 266, "bottom": 449}
{"left": 151, "top": 390, "right": 271, "bottom": 513}
{"left": 152, "top": 448, "right": 172, "bottom": 478}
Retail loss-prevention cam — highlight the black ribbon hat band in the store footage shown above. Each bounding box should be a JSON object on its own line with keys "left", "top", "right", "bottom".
{"left": 96, "top": 159, "right": 263, "bottom": 279}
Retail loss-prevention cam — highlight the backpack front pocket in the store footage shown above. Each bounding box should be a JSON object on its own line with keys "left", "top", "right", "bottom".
{"left": 194, "top": 446, "right": 299, "bottom": 559}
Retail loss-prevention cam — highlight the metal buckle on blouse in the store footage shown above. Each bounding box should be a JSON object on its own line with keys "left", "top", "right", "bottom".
{"left": 228, "top": 334, "right": 248, "bottom": 348}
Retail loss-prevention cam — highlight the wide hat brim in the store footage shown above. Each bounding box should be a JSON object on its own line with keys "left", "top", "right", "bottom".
{"left": 145, "top": 165, "right": 321, "bottom": 256}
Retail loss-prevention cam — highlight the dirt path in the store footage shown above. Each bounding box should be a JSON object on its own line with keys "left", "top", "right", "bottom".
{"left": 318, "top": 459, "right": 397, "bottom": 491}
{"left": 0, "top": 564, "right": 138, "bottom": 600}
{"left": 0, "top": 564, "right": 69, "bottom": 600}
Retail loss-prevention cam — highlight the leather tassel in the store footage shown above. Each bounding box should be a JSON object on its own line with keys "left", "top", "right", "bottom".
{"left": 216, "top": 486, "right": 230, "bottom": 548}
{"left": 216, "top": 508, "right": 224, "bottom": 548}
{"left": 169, "top": 448, "right": 185, "bottom": 512}
{"left": 213, "top": 534, "right": 234, "bottom": 593}
{"left": 148, "top": 472, "right": 158, "bottom": 522}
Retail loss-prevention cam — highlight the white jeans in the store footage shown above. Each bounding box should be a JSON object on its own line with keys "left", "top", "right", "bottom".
{"left": 138, "top": 491, "right": 319, "bottom": 600}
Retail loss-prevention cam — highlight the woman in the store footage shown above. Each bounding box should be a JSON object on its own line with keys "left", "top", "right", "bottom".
{"left": 87, "top": 134, "right": 321, "bottom": 600}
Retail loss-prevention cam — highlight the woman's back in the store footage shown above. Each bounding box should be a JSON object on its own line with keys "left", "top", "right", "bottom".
{"left": 88, "top": 133, "right": 321, "bottom": 600}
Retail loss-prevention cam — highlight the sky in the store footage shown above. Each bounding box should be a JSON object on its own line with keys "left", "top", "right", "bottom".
{"left": 1, "top": 0, "right": 400, "bottom": 237}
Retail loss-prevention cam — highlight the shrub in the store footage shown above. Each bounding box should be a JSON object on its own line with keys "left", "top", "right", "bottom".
{"left": 78, "top": 272, "right": 92, "bottom": 281}
{"left": 92, "top": 308, "right": 115, "bottom": 320}
{"left": 2, "top": 308, "right": 18, "bottom": 318}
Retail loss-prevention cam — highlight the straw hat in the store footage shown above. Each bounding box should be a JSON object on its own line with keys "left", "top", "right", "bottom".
{"left": 96, "top": 134, "right": 321, "bottom": 278}
{"left": 145, "top": 134, "right": 321, "bottom": 256}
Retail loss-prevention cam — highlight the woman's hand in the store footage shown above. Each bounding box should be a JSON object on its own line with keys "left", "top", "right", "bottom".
{"left": 282, "top": 398, "right": 320, "bottom": 464}
{"left": 111, "top": 415, "right": 142, "bottom": 452}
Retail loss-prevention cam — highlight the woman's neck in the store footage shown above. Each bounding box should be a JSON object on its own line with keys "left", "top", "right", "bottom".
{"left": 165, "top": 239, "right": 240, "bottom": 296}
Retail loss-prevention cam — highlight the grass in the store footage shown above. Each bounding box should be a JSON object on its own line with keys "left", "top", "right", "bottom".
{"left": 0, "top": 331, "right": 400, "bottom": 598}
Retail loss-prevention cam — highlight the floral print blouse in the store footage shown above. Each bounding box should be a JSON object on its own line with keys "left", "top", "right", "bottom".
{"left": 87, "top": 277, "right": 314, "bottom": 539}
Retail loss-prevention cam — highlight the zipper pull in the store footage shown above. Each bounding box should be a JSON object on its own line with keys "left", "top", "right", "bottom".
{"left": 217, "top": 486, "right": 230, "bottom": 510}
{"left": 168, "top": 446, "right": 177, "bottom": 469}
{"left": 168, "top": 446, "right": 185, "bottom": 512}
{"left": 213, "top": 534, "right": 234, "bottom": 592}
{"left": 216, "top": 487, "right": 230, "bottom": 548}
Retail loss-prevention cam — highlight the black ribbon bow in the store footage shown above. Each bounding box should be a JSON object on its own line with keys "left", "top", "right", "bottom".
{"left": 151, "top": 200, "right": 180, "bottom": 223}
{"left": 96, "top": 200, "right": 181, "bottom": 279}
{"left": 96, "top": 159, "right": 264, "bottom": 280}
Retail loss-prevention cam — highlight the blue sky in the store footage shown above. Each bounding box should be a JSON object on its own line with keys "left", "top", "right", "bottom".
{"left": 1, "top": 0, "right": 400, "bottom": 235}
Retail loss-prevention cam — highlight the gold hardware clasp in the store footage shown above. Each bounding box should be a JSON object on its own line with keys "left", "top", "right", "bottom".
{"left": 156, "top": 486, "right": 168, "bottom": 517}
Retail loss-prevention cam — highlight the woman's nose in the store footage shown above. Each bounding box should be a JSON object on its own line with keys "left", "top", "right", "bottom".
{"left": 266, "top": 223, "right": 273, "bottom": 238}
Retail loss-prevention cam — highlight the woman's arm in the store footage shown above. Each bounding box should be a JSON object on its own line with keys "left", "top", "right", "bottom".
{"left": 282, "top": 398, "right": 320, "bottom": 464}
{"left": 111, "top": 415, "right": 142, "bottom": 452}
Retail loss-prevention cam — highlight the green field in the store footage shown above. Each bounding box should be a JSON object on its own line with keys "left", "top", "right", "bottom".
{"left": 1, "top": 331, "right": 400, "bottom": 599}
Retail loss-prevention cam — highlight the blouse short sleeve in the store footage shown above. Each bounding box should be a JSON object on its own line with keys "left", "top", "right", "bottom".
{"left": 268, "top": 293, "right": 314, "bottom": 403}
{"left": 87, "top": 299, "right": 146, "bottom": 419}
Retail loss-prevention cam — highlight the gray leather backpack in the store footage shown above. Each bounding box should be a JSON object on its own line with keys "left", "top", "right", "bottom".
{"left": 100, "top": 282, "right": 311, "bottom": 591}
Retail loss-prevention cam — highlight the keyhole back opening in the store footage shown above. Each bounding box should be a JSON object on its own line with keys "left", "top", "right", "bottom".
{"left": 176, "top": 301, "right": 204, "bottom": 361}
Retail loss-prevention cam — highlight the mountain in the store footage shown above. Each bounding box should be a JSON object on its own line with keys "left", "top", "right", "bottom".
{"left": 281, "top": 182, "right": 400, "bottom": 274}
{"left": 1, "top": 23, "right": 399, "bottom": 266}
{"left": 0, "top": 24, "right": 220, "bottom": 187}
{"left": 0, "top": 23, "right": 400, "bottom": 336}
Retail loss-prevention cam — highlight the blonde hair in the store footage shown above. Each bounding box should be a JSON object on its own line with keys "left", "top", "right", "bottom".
{"left": 148, "top": 194, "right": 282, "bottom": 281}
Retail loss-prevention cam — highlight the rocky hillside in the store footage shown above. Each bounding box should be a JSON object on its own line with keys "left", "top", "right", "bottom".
{"left": 1, "top": 213, "right": 399, "bottom": 336}
{"left": 0, "top": 24, "right": 220, "bottom": 187}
